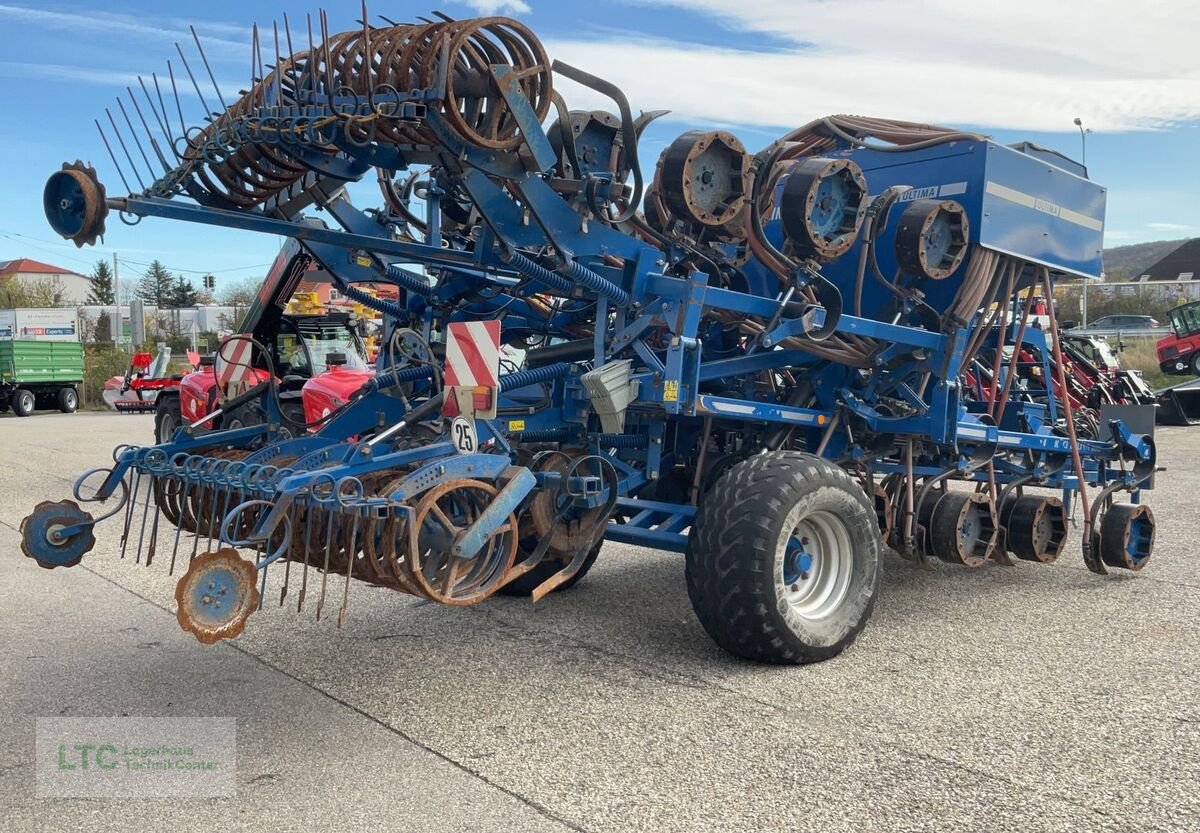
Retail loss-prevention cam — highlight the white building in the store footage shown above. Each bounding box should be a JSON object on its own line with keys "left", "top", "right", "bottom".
{"left": 0, "top": 258, "right": 92, "bottom": 305}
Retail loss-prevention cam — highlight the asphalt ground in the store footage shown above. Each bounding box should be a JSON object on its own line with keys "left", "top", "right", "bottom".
{"left": 1, "top": 411, "right": 1198, "bottom": 832}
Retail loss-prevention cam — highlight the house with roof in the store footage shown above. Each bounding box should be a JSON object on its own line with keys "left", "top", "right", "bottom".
{"left": 0, "top": 258, "right": 92, "bottom": 305}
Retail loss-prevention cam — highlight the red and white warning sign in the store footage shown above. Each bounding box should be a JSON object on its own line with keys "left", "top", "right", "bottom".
{"left": 214, "top": 336, "right": 255, "bottom": 390}
{"left": 443, "top": 321, "right": 501, "bottom": 420}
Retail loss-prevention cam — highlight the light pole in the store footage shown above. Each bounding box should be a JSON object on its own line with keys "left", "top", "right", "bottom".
{"left": 1073, "top": 117, "right": 1092, "bottom": 167}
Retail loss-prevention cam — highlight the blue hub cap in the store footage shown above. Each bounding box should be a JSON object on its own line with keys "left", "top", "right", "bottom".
{"left": 20, "top": 500, "right": 95, "bottom": 569}
{"left": 175, "top": 549, "right": 260, "bottom": 643}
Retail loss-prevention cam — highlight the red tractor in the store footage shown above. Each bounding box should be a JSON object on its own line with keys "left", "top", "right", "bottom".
{"left": 153, "top": 242, "right": 375, "bottom": 443}
{"left": 1156, "top": 300, "right": 1200, "bottom": 376}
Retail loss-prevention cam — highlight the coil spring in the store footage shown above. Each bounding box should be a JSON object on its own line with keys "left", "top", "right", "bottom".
{"left": 171, "top": 17, "right": 552, "bottom": 208}
{"left": 500, "top": 362, "right": 571, "bottom": 391}
{"left": 501, "top": 250, "right": 575, "bottom": 295}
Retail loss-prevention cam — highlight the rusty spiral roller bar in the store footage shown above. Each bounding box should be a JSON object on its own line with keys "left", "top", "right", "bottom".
{"left": 177, "top": 16, "right": 552, "bottom": 209}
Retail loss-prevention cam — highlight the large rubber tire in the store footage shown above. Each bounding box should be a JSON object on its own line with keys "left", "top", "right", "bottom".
{"left": 686, "top": 451, "right": 881, "bottom": 664}
{"left": 155, "top": 396, "right": 182, "bottom": 444}
{"left": 57, "top": 386, "right": 78, "bottom": 414}
{"left": 12, "top": 388, "right": 36, "bottom": 417}
{"left": 497, "top": 541, "right": 602, "bottom": 597}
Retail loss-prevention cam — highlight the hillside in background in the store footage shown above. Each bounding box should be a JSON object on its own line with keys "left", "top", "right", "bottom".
{"left": 1102, "top": 238, "right": 1190, "bottom": 279}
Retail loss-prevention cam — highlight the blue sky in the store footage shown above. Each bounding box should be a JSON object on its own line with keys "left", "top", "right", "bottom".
{"left": 2, "top": 0, "right": 1198, "bottom": 290}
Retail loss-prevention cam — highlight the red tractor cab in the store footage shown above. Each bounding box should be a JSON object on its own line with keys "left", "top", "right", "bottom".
{"left": 301, "top": 350, "right": 374, "bottom": 424}
{"left": 1157, "top": 301, "right": 1200, "bottom": 376}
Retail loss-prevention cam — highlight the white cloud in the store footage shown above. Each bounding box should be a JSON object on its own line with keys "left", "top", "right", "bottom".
{"left": 545, "top": 0, "right": 1200, "bottom": 132}
{"left": 1148, "top": 222, "right": 1193, "bottom": 231}
{"left": 452, "top": 0, "right": 532, "bottom": 14}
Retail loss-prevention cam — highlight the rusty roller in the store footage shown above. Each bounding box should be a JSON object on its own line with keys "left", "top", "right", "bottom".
{"left": 181, "top": 17, "right": 552, "bottom": 209}
{"left": 918, "top": 491, "right": 998, "bottom": 567}
{"left": 658, "top": 130, "right": 748, "bottom": 229}
{"left": 999, "top": 494, "right": 1067, "bottom": 563}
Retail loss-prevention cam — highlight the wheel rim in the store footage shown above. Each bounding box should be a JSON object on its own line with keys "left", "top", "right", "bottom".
{"left": 64, "top": 390, "right": 77, "bottom": 408}
{"left": 158, "top": 411, "right": 176, "bottom": 443}
{"left": 780, "top": 509, "right": 854, "bottom": 621}
{"left": 20, "top": 392, "right": 34, "bottom": 412}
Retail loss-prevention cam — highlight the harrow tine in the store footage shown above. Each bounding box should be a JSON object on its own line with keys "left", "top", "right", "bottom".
{"left": 279, "top": 499, "right": 301, "bottom": 606}
{"left": 337, "top": 509, "right": 362, "bottom": 628}
{"left": 145, "top": 479, "right": 162, "bottom": 566}
{"left": 169, "top": 477, "right": 187, "bottom": 575}
{"left": 297, "top": 497, "right": 313, "bottom": 613}
{"left": 316, "top": 506, "right": 335, "bottom": 622}
{"left": 119, "top": 469, "right": 142, "bottom": 559}
{"left": 134, "top": 474, "right": 153, "bottom": 564}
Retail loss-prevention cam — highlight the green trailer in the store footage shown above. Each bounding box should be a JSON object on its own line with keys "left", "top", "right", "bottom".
{"left": 0, "top": 340, "right": 84, "bottom": 416}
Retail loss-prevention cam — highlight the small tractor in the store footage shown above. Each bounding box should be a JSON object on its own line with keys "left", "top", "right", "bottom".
{"left": 24, "top": 10, "right": 1159, "bottom": 664}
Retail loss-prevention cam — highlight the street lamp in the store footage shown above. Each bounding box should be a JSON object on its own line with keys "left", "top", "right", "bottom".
{"left": 1073, "top": 117, "right": 1092, "bottom": 167}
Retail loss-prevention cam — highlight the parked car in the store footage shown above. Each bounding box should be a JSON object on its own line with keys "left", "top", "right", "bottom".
{"left": 1079, "top": 314, "right": 1161, "bottom": 330}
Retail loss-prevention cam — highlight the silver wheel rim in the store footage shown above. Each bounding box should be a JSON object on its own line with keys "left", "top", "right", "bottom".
{"left": 159, "top": 412, "right": 176, "bottom": 443}
{"left": 20, "top": 392, "right": 33, "bottom": 411}
{"left": 779, "top": 509, "right": 854, "bottom": 621}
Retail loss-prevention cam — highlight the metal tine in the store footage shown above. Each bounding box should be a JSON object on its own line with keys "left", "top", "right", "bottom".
{"left": 134, "top": 472, "right": 154, "bottom": 565}
{"left": 256, "top": 24, "right": 268, "bottom": 112}
{"left": 175, "top": 43, "right": 216, "bottom": 122}
{"left": 119, "top": 470, "right": 142, "bottom": 559}
{"left": 316, "top": 504, "right": 335, "bottom": 621}
{"left": 319, "top": 9, "right": 335, "bottom": 102}
{"left": 135, "top": 79, "right": 176, "bottom": 170}
{"left": 306, "top": 14, "right": 318, "bottom": 101}
{"left": 297, "top": 494, "right": 314, "bottom": 612}
{"left": 272, "top": 21, "right": 284, "bottom": 107}
{"left": 166, "top": 62, "right": 190, "bottom": 149}
{"left": 116, "top": 96, "right": 156, "bottom": 179}
{"left": 378, "top": 15, "right": 399, "bottom": 26}
{"left": 190, "top": 25, "right": 229, "bottom": 115}
{"left": 279, "top": 498, "right": 300, "bottom": 606}
{"left": 337, "top": 507, "right": 361, "bottom": 628}
{"left": 249, "top": 23, "right": 260, "bottom": 108}
{"left": 145, "top": 479, "right": 163, "bottom": 567}
{"left": 361, "top": 0, "right": 372, "bottom": 99}
{"left": 189, "top": 479, "right": 207, "bottom": 564}
{"left": 105, "top": 108, "right": 147, "bottom": 191}
{"left": 169, "top": 477, "right": 187, "bottom": 575}
{"left": 281, "top": 13, "right": 301, "bottom": 106}
{"left": 94, "top": 120, "right": 133, "bottom": 194}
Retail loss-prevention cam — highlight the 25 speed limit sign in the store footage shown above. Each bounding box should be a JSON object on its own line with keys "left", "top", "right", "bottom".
{"left": 450, "top": 416, "right": 478, "bottom": 454}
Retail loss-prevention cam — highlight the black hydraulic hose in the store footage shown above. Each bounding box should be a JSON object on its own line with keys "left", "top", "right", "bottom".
{"left": 551, "top": 60, "right": 644, "bottom": 223}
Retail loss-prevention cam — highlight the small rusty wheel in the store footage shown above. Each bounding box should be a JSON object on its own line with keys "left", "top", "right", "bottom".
{"left": 174, "top": 549, "right": 260, "bottom": 644}
{"left": 1099, "top": 503, "right": 1155, "bottom": 571}
{"left": 1001, "top": 495, "right": 1068, "bottom": 564}
{"left": 408, "top": 478, "right": 517, "bottom": 605}
{"left": 922, "top": 492, "right": 997, "bottom": 568}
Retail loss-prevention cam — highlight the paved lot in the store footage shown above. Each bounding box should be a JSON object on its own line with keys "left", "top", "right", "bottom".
{"left": 1, "top": 412, "right": 1198, "bottom": 832}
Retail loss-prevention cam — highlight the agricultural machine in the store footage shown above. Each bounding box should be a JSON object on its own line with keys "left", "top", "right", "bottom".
{"left": 24, "top": 10, "right": 1161, "bottom": 663}
{"left": 103, "top": 344, "right": 198, "bottom": 413}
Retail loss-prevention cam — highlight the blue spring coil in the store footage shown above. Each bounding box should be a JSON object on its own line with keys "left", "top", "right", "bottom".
{"left": 385, "top": 265, "right": 435, "bottom": 297}
{"left": 340, "top": 284, "right": 406, "bottom": 319}
{"left": 500, "top": 362, "right": 571, "bottom": 391}
{"left": 371, "top": 364, "right": 435, "bottom": 390}
{"left": 502, "top": 250, "right": 574, "bottom": 295}
{"left": 563, "top": 259, "right": 629, "bottom": 307}
{"left": 510, "top": 428, "right": 573, "bottom": 442}
{"left": 597, "top": 433, "right": 647, "bottom": 448}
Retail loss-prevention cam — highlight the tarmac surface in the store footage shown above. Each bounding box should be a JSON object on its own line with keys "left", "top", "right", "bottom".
{"left": 1, "top": 411, "right": 1198, "bottom": 832}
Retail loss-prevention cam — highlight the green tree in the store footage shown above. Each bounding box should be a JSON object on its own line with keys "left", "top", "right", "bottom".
{"left": 0, "top": 276, "right": 65, "bottom": 308}
{"left": 218, "top": 278, "right": 257, "bottom": 327}
{"left": 87, "top": 258, "right": 116, "bottom": 305}
{"left": 134, "top": 260, "right": 173, "bottom": 306}
{"left": 94, "top": 310, "right": 113, "bottom": 343}
{"left": 167, "top": 274, "right": 199, "bottom": 308}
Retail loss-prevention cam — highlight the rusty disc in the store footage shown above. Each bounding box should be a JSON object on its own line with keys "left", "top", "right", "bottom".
{"left": 174, "top": 549, "right": 260, "bottom": 644}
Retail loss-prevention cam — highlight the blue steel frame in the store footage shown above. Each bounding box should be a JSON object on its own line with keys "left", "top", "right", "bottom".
{"left": 54, "top": 56, "right": 1155, "bottom": 565}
